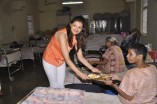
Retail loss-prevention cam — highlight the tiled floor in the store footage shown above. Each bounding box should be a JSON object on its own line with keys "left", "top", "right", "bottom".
{"left": 0, "top": 60, "right": 49, "bottom": 104}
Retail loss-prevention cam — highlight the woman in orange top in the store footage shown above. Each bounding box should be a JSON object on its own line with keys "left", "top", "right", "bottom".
{"left": 43, "top": 16, "right": 101, "bottom": 88}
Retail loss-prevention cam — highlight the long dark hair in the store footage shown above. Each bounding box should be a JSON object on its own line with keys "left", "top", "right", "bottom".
{"left": 66, "top": 16, "right": 87, "bottom": 52}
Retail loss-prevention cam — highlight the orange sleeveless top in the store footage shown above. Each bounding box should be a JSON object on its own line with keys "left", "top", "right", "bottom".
{"left": 43, "top": 28, "right": 77, "bottom": 66}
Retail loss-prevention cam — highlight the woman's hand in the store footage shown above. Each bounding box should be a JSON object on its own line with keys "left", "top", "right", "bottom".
{"left": 91, "top": 68, "right": 101, "bottom": 74}
{"left": 78, "top": 73, "right": 90, "bottom": 80}
{"left": 88, "top": 61, "right": 96, "bottom": 65}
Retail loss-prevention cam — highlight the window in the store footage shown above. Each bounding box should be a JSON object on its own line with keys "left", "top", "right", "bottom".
{"left": 27, "top": 15, "right": 34, "bottom": 35}
{"left": 141, "top": 0, "right": 148, "bottom": 34}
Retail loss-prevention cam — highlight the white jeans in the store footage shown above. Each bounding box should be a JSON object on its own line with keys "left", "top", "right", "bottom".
{"left": 42, "top": 59, "right": 66, "bottom": 88}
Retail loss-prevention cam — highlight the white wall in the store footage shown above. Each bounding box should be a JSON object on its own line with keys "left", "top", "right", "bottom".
{"left": 1, "top": 0, "right": 157, "bottom": 50}
{"left": 38, "top": 0, "right": 125, "bottom": 31}
{"left": 0, "top": 0, "right": 16, "bottom": 44}
{"left": 0, "top": 0, "right": 125, "bottom": 45}
{"left": 140, "top": 0, "right": 157, "bottom": 50}
{"left": 126, "top": 0, "right": 157, "bottom": 50}
{"left": 0, "top": 0, "right": 39, "bottom": 45}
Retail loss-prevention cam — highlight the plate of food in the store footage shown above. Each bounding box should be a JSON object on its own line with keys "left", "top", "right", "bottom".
{"left": 99, "top": 74, "right": 112, "bottom": 80}
{"left": 88, "top": 73, "right": 101, "bottom": 79}
{"left": 88, "top": 73, "right": 112, "bottom": 80}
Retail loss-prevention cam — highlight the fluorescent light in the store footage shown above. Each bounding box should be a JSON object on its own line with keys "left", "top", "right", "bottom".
{"left": 62, "top": 1, "right": 83, "bottom": 5}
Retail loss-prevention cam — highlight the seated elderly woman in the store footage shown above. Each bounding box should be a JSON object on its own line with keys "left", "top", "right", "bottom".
{"left": 89, "top": 36, "right": 127, "bottom": 75}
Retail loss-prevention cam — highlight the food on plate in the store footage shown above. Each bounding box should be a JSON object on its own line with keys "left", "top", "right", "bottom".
{"left": 88, "top": 73, "right": 112, "bottom": 80}
{"left": 100, "top": 74, "right": 112, "bottom": 80}
{"left": 88, "top": 73, "right": 100, "bottom": 79}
